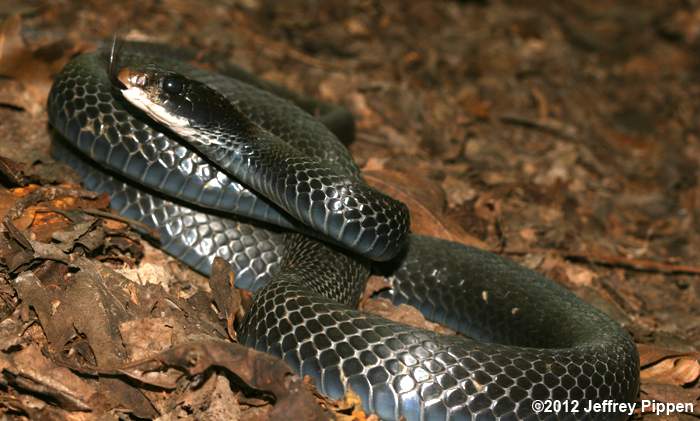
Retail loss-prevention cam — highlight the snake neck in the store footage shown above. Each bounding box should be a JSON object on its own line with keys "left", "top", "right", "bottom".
{"left": 278, "top": 234, "right": 371, "bottom": 307}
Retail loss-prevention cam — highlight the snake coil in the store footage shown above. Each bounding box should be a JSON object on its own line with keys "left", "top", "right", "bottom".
{"left": 47, "top": 44, "right": 639, "bottom": 421}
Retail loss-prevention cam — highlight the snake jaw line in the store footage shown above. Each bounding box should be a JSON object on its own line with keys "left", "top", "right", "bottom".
{"left": 118, "top": 68, "right": 196, "bottom": 138}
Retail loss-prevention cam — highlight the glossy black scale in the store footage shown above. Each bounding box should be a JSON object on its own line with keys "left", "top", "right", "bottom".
{"left": 47, "top": 43, "right": 639, "bottom": 421}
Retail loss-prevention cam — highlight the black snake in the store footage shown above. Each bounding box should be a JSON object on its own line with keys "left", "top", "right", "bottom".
{"left": 46, "top": 43, "right": 639, "bottom": 421}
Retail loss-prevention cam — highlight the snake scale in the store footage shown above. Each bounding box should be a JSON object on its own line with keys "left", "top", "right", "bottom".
{"left": 46, "top": 43, "right": 639, "bottom": 421}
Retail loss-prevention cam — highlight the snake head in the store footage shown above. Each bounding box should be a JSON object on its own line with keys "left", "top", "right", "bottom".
{"left": 117, "top": 66, "right": 237, "bottom": 137}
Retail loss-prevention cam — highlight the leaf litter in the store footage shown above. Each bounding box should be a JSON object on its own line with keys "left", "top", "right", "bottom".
{"left": 0, "top": 1, "right": 698, "bottom": 420}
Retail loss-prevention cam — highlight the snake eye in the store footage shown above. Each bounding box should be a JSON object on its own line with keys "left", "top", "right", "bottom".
{"left": 162, "top": 76, "right": 184, "bottom": 95}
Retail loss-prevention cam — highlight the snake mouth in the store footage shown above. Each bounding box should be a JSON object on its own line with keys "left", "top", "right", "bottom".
{"left": 116, "top": 67, "right": 195, "bottom": 136}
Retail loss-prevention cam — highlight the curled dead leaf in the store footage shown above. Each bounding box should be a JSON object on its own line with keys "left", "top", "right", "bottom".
{"left": 638, "top": 344, "right": 700, "bottom": 386}
{"left": 364, "top": 169, "right": 487, "bottom": 249}
{"left": 641, "top": 357, "right": 700, "bottom": 385}
{"left": 120, "top": 340, "right": 329, "bottom": 420}
{"left": 361, "top": 297, "right": 455, "bottom": 335}
{"left": 313, "top": 380, "right": 379, "bottom": 421}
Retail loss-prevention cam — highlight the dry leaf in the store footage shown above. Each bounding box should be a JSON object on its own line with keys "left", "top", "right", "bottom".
{"left": 639, "top": 344, "right": 700, "bottom": 386}
{"left": 361, "top": 298, "right": 455, "bottom": 335}
{"left": 0, "top": 15, "right": 80, "bottom": 114}
{"left": 364, "top": 169, "right": 487, "bottom": 249}
{"left": 563, "top": 264, "right": 596, "bottom": 287}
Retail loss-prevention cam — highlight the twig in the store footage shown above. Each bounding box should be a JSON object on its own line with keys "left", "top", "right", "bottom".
{"left": 82, "top": 209, "right": 160, "bottom": 241}
{"left": 3, "top": 186, "right": 98, "bottom": 220}
{"left": 499, "top": 115, "right": 579, "bottom": 140}
{"left": 503, "top": 248, "right": 700, "bottom": 275}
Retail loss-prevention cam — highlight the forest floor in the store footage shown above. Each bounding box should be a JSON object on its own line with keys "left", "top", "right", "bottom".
{"left": 0, "top": 0, "right": 698, "bottom": 420}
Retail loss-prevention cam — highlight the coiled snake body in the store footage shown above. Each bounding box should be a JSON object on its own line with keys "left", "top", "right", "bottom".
{"left": 47, "top": 44, "right": 639, "bottom": 420}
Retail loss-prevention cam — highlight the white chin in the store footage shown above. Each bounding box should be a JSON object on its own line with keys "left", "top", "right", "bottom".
{"left": 121, "top": 87, "right": 194, "bottom": 136}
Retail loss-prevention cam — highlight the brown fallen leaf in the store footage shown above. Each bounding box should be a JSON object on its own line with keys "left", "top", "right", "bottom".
{"left": 14, "top": 268, "right": 160, "bottom": 419}
{"left": 0, "top": 155, "right": 36, "bottom": 187}
{"left": 361, "top": 297, "right": 455, "bottom": 336}
{"left": 209, "top": 257, "right": 246, "bottom": 340}
{"left": 119, "top": 317, "right": 175, "bottom": 361}
{"left": 0, "top": 343, "right": 96, "bottom": 411}
{"left": 0, "top": 15, "right": 49, "bottom": 114}
{"left": 364, "top": 169, "right": 487, "bottom": 249}
{"left": 1, "top": 183, "right": 140, "bottom": 267}
{"left": 0, "top": 15, "right": 81, "bottom": 115}
{"left": 120, "top": 339, "right": 330, "bottom": 420}
{"left": 641, "top": 357, "right": 700, "bottom": 386}
{"left": 305, "top": 377, "right": 378, "bottom": 421}
{"left": 156, "top": 373, "right": 243, "bottom": 421}
{"left": 637, "top": 343, "right": 699, "bottom": 418}
{"left": 638, "top": 343, "right": 700, "bottom": 386}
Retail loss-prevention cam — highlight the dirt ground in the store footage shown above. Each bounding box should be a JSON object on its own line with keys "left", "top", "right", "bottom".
{"left": 0, "top": 0, "right": 698, "bottom": 420}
